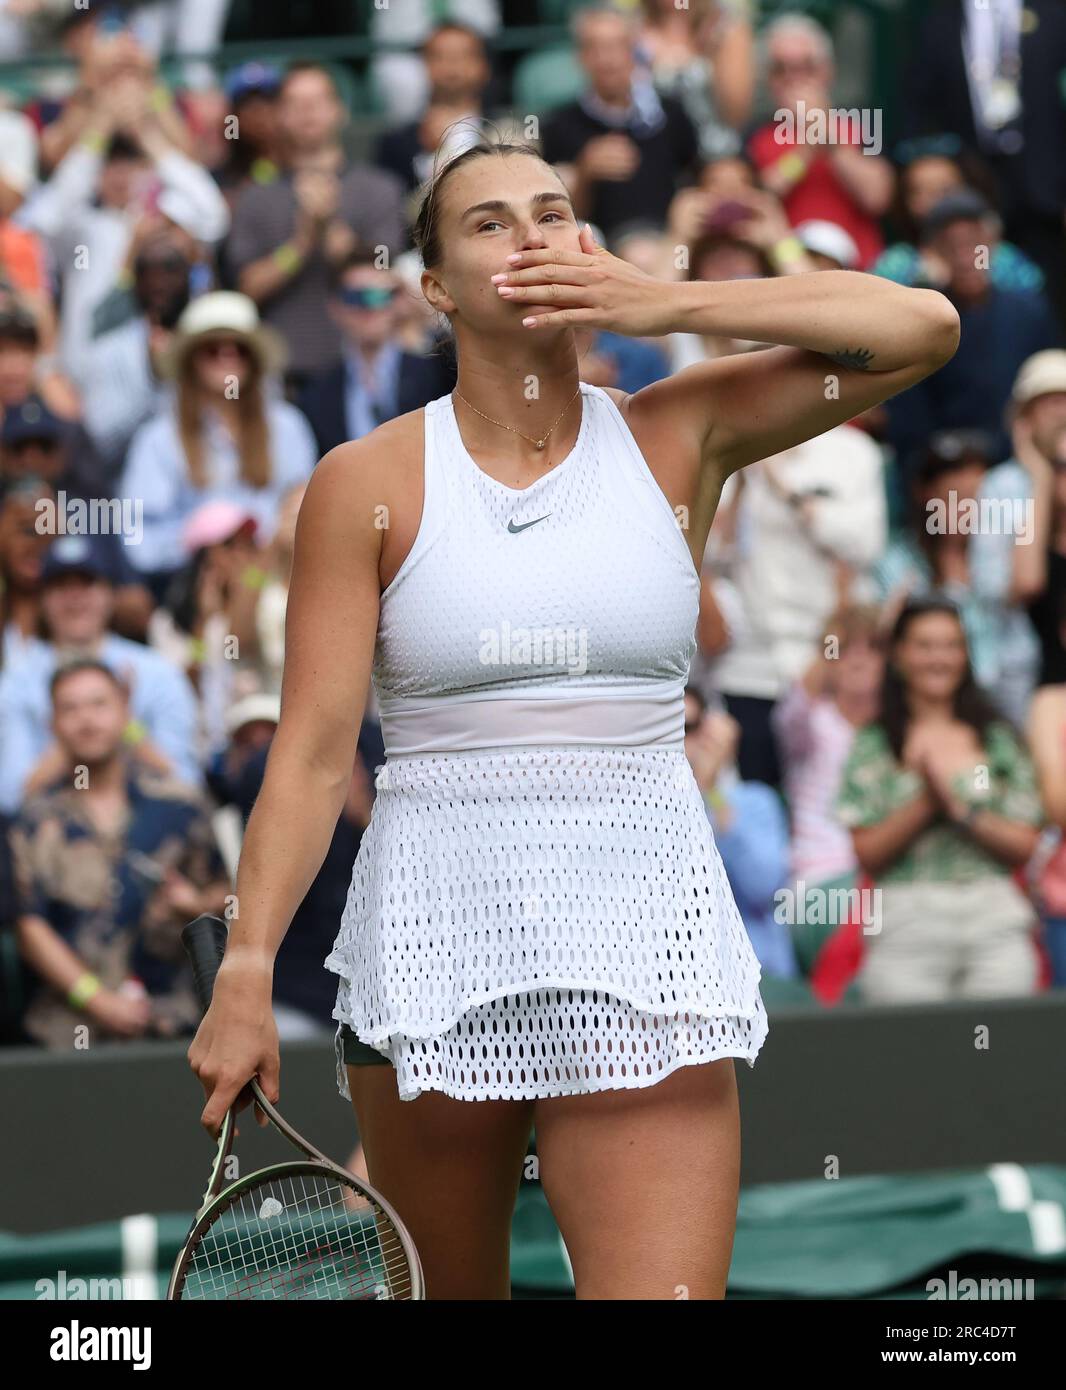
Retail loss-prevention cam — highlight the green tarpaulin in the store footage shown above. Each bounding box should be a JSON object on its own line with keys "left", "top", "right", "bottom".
{"left": 5, "top": 1165, "right": 1066, "bottom": 1300}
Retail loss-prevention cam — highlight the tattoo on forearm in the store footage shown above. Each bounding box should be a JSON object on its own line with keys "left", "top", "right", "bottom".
{"left": 828, "top": 347, "right": 875, "bottom": 371}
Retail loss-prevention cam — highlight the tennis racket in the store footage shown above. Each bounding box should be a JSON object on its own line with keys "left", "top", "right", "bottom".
{"left": 168, "top": 914, "right": 424, "bottom": 1301}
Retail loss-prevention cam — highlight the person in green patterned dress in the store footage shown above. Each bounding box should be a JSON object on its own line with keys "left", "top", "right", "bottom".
{"left": 836, "top": 598, "right": 1045, "bottom": 1003}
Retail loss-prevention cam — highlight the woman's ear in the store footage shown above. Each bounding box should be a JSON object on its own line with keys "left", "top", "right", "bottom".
{"left": 420, "top": 268, "right": 455, "bottom": 317}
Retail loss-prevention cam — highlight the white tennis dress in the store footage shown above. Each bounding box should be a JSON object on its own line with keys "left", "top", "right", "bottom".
{"left": 326, "top": 382, "right": 768, "bottom": 1102}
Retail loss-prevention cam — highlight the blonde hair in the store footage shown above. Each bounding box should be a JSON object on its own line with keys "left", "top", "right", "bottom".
{"left": 824, "top": 603, "right": 885, "bottom": 650}
{"left": 177, "top": 345, "right": 271, "bottom": 491}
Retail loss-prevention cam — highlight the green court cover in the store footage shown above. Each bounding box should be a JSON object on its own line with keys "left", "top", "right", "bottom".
{"left": 5, "top": 1166, "right": 1066, "bottom": 1300}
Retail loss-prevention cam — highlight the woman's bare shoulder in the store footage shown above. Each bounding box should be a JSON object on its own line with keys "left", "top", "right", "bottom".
{"left": 317, "top": 409, "right": 425, "bottom": 482}
{"left": 296, "top": 410, "right": 427, "bottom": 592}
{"left": 303, "top": 409, "right": 425, "bottom": 514}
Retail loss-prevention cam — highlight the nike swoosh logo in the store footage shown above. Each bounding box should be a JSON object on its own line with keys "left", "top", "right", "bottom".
{"left": 507, "top": 514, "right": 552, "bottom": 534}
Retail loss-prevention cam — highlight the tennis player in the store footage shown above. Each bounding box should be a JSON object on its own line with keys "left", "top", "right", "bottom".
{"left": 188, "top": 137, "right": 959, "bottom": 1299}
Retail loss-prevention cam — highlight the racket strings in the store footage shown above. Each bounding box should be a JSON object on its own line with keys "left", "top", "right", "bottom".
{"left": 179, "top": 1171, "right": 414, "bottom": 1300}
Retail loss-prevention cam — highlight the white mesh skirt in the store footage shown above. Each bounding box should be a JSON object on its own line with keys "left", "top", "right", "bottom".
{"left": 325, "top": 745, "right": 769, "bottom": 1103}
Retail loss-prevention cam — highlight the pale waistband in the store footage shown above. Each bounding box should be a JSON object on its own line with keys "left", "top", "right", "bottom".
{"left": 378, "top": 685, "right": 686, "bottom": 757}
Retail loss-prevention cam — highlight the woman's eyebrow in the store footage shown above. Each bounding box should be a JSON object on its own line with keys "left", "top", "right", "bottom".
{"left": 460, "top": 192, "right": 573, "bottom": 221}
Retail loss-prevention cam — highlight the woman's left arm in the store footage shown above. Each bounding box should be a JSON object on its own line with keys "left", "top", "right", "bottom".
{"left": 497, "top": 226, "right": 960, "bottom": 474}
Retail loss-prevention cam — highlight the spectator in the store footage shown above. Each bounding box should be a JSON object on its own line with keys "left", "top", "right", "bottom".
{"left": 666, "top": 228, "right": 778, "bottom": 372}
{"left": 705, "top": 421, "right": 887, "bottom": 787}
{"left": 747, "top": 14, "right": 893, "bottom": 270}
{"left": 0, "top": 477, "right": 50, "bottom": 671}
{"left": 80, "top": 227, "right": 195, "bottom": 479}
{"left": 224, "top": 62, "right": 407, "bottom": 388}
{"left": 90, "top": 205, "right": 210, "bottom": 343}
{"left": 147, "top": 486, "right": 305, "bottom": 717}
{"left": 0, "top": 810, "right": 21, "bottom": 1044}
{"left": 1028, "top": 682, "right": 1066, "bottom": 986}
{"left": 684, "top": 687, "right": 797, "bottom": 978}
{"left": 375, "top": 23, "right": 496, "bottom": 196}
{"left": 19, "top": 65, "right": 229, "bottom": 381}
{"left": 874, "top": 136, "right": 1043, "bottom": 293}
{"left": 666, "top": 150, "right": 756, "bottom": 248}
{"left": 214, "top": 708, "right": 383, "bottom": 1035}
{"left": 837, "top": 598, "right": 1044, "bottom": 1004}
{"left": 0, "top": 447, "right": 152, "bottom": 642}
{"left": 118, "top": 291, "right": 317, "bottom": 586}
{"left": 206, "top": 689, "right": 282, "bottom": 819}
{"left": 214, "top": 62, "right": 283, "bottom": 209}
{"left": 572, "top": 318, "right": 671, "bottom": 393}
{"left": 1006, "top": 352, "right": 1066, "bottom": 688}
{"left": 10, "top": 658, "right": 227, "bottom": 1048}
{"left": 903, "top": 0, "right": 1066, "bottom": 322}
{"left": 0, "top": 398, "right": 107, "bottom": 506}
{"left": 0, "top": 534, "right": 201, "bottom": 815}
{"left": 773, "top": 606, "right": 885, "bottom": 971}
{"left": 29, "top": 19, "right": 200, "bottom": 174}
{"left": 794, "top": 219, "right": 860, "bottom": 272}
{"left": 673, "top": 178, "right": 821, "bottom": 291}
{"left": 885, "top": 190, "right": 1062, "bottom": 473}
{"left": 875, "top": 429, "right": 1040, "bottom": 724}
{"left": 540, "top": 4, "right": 701, "bottom": 241}
{"left": 250, "top": 482, "right": 304, "bottom": 694}
{"left": 297, "top": 250, "right": 457, "bottom": 456}
{"left": 369, "top": 0, "right": 501, "bottom": 125}
{"left": 0, "top": 297, "right": 80, "bottom": 427}
{"left": 0, "top": 110, "right": 48, "bottom": 309}
{"left": 602, "top": 218, "right": 670, "bottom": 279}
{"left": 148, "top": 500, "right": 268, "bottom": 760}
{"left": 127, "top": 0, "right": 233, "bottom": 99}
{"left": 635, "top": 0, "right": 754, "bottom": 163}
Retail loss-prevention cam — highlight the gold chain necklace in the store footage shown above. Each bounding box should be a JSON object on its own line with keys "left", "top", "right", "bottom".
{"left": 452, "top": 384, "right": 581, "bottom": 452}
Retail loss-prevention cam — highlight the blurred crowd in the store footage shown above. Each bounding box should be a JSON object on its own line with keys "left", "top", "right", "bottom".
{"left": 0, "top": 0, "right": 1064, "bottom": 1052}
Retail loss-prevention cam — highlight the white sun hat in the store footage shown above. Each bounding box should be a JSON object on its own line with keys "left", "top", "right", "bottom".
{"left": 160, "top": 291, "right": 287, "bottom": 379}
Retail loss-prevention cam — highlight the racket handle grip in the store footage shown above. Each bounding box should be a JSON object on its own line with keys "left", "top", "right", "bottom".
{"left": 182, "top": 914, "right": 229, "bottom": 1016}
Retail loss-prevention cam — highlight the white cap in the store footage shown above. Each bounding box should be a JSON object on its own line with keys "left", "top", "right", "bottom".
{"left": 161, "top": 291, "right": 286, "bottom": 378}
{"left": 1011, "top": 350, "right": 1066, "bottom": 407}
{"left": 0, "top": 110, "right": 38, "bottom": 197}
{"left": 158, "top": 184, "right": 229, "bottom": 245}
{"left": 224, "top": 692, "right": 281, "bottom": 737}
{"left": 795, "top": 219, "right": 860, "bottom": 270}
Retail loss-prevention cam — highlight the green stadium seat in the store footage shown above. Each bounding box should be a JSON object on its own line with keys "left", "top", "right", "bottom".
{"left": 537, "top": 0, "right": 585, "bottom": 23}
{"left": 760, "top": 974, "right": 819, "bottom": 1007}
{"left": 0, "top": 72, "right": 40, "bottom": 108}
{"left": 512, "top": 44, "right": 585, "bottom": 118}
{"left": 756, "top": 0, "right": 838, "bottom": 25}
{"left": 321, "top": 61, "right": 364, "bottom": 116}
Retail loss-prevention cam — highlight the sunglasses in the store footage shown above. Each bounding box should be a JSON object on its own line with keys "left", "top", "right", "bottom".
{"left": 770, "top": 58, "right": 822, "bottom": 77}
{"left": 335, "top": 285, "right": 399, "bottom": 310}
{"left": 893, "top": 134, "right": 963, "bottom": 167}
{"left": 11, "top": 436, "right": 60, "bottom": 452}
{"left": 136, "top": 253, "right": 188, "bottom": 275}
{"left": 197, "top": 339, "right": 252, "bottom": 360}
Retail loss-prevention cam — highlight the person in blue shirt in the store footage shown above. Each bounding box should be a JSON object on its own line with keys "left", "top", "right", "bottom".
{"left": 683, "top": 684, "right": 797, "bottom": 979}
{"left": 885, "top": 191, "right": 1062, "bottom": 479}
{"left": 10, "top": 658, "right": 227, "bottom": 1048}
{"left": 0, "top": 533, "right": 201, "bottom": 815}
{"left": 297, "top": 250, "right": 458, "bottom": 456}
{"left": 118, "top": 292, "right": 317, "bottom": 589}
